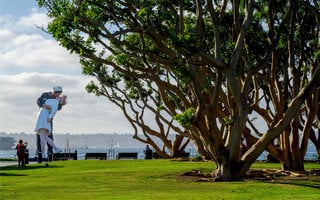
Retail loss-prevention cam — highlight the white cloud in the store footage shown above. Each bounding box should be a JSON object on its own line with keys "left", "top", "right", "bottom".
{"left": 0, "top": 15, "right": 16, "bottom": 31}
{"left": 0, "top": 11, "right": 81, "bottom": 75}
{"left": 0, "top": 9, "right": 50, "bottom": 33}
{"left": 0, "top": 29, "right": 14, "bottom": 49}
{"left": 0, "top": 10, "right": 133, "bottom": 134}
{"left": 2, "top": 33, "right": 79, "bottom": 70}
{"left": 0, "top": 73, "right": 134, "bottom": 134}
{"left": 17, "top": 9, "right": 50, "bottom": 28}
{"left": 1, "top": 33, "right": 81, "bottom": 74}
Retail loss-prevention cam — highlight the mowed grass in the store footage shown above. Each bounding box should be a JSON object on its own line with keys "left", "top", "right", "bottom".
{"left": 1, "top": 160, "right": 319, "bottom": 200}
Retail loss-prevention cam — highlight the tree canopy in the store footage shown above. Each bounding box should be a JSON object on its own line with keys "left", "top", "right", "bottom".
{"left": 37, "top": 0, "right": 320, "bottom": 180}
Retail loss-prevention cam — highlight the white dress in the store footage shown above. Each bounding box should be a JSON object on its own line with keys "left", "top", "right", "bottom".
{"left": 35, "top": 98, "right": 59, "bottom": 133}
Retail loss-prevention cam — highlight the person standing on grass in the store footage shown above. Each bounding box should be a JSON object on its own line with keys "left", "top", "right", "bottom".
{"left": 15, "top": 139, "right": 27, "bottom": 167}
{"left": 36, "top": 86, "right": 63, "bottom": 155}
{"left": 35, "top": 95, "right": 67, "bottom": 157}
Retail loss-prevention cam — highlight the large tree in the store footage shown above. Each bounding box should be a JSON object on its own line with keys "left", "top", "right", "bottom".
{"left": 247, "top": 0, "right": 320, "bottom": 170}
{"left": 38, "top": 0, "right": 320, "bottom": 180}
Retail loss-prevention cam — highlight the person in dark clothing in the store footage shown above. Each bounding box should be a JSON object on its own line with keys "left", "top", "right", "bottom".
{"left": 144, "top": 145, "right": 153, "bottom": 159}
{"left": 16, "top": 139, "right": 27, "bottom": 167}
{"left": 36, "top": 86, "right": 63, "bottom": 155}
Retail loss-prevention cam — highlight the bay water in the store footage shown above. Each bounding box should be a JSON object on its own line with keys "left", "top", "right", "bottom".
{"left": 1, "top": 145, "right": 318, "bottom": 161}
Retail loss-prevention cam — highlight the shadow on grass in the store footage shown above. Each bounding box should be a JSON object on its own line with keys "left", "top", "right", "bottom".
{"left": 0, "top": 164, "right": 63, "bottom": 176}
{"left": 0, "top": 172, "right": 27, "bottom": 177}
{"left": 244, "top": 168, "right": 320, "bottom": 189}
{"left": 269, "top": 180, "right": 320, "bottom": 189}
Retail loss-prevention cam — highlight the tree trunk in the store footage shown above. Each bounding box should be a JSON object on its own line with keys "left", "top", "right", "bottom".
{"left": 212, "top": 146, "right": 244, "bottom": 181}
{"left": 281, "top": 116, "right": 304, "bottom": 171}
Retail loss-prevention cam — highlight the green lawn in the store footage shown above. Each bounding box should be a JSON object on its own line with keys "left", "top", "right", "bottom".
{"left": 1, "top": 160, "right": 319, "bottom": 200}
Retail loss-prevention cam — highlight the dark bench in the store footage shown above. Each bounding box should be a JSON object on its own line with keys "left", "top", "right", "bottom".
{"left": 117, "top": 152, "right": 138, "bottom": 160}
{"left": 50, "top": 152, "right": 77, "bottom": 161}
{"left": 173, "top": 152, "right": 190, "bottom": 160}
{"left": 85, "top": 153, "right": 107, "bottom": 160}
{"left": 180, "top": 152, "right": 190, "bottom": 159}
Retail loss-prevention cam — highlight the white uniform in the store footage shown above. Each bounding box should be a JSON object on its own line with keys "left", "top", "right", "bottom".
{"left": 35, "top": 98, "right": 59, "bottom": 133}
{"left": 35, "top": 98, "right": 61, "bottom": 154}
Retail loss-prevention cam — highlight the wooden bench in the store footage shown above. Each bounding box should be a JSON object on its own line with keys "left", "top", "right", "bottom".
{"left": 117, "top": 152, "right": 138, "bottom": 160}
{"left": 50, "top": 152, "right": 77, "bottom": 161}
{"left": 85, "top": 153, "right": 107, "bottom": 160}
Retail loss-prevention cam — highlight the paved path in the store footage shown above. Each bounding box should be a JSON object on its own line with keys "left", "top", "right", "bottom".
{"left": 0, "top": 161, "right": 38, "bottom": 167}
{"left": 0, "top": 161, "right": 17, "bottom": 167}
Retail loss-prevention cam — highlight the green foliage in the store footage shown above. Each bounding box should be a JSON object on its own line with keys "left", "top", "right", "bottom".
{"left": 174, "top": 107, "right": 196, "bottom": 127}
{"left": 114, "top": 53, "right": 128, "bottom": 66}
{"left": 85, "top": 81, "right": 101, "bottom": 96}
{"left": 314, "top": 50, "right": 320, "bottom": 60}
{"left": 301, "top": 65, "right": 310, "bottom": 73}
{"left": 223, "top": 116, "right": 235, "bottom": 126}
{"left": 81, "top": 58, "right": 103, "bottom": 76}
{"left": 173, "top": 61, "right": 191, "bottom": 85}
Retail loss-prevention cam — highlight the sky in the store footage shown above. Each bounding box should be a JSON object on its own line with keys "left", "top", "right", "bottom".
{"left": 0, "top": 0, "right": 133, "bottom": 134}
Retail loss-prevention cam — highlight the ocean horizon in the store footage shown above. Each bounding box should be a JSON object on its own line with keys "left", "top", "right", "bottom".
{"left": 1, "top": 145, "right": 318, "bottom": 161}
